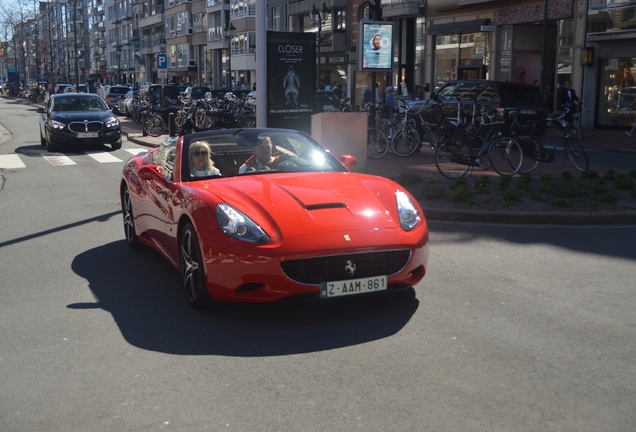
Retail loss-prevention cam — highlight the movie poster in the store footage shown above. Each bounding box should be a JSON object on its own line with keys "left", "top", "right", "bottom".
{"left": 359, "top": 21, "right": 394, "bottom": 72}
{"left": 267, "top": 31, "right": 316, "bottom": 132}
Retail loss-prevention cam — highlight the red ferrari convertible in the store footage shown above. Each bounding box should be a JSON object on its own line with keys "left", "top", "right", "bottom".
{"left": 120, "top": 128, "right": 429, "bottom": 309}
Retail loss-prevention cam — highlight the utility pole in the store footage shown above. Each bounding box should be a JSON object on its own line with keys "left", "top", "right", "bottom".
{"left": 74, "top": 0, "right": 80, "bottom": 87}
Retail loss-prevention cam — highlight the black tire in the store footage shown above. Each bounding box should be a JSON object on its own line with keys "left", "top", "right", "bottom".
{"left": 45, "top": 137, "right": 56, "bottom": 152}
{"left": 517, "top": 135, "right": 541, "bottom": 174}
{"left": 434, "top": 139, "right": 469, "bottom": 179}
{"left": 111, "top": 141, "right": 122, "bottom": 150}
{"left": 390, "top": 126, "right": 420, "bottom": 157}
{"left": 564, "top": 137, "right": 589, "bottom": 172}
{"left": 180, "top": 223, "right": 213, "bottom": 309}
{"left": 489, "top": 136, "right": 523, "bottom": 176}
{"left": 40, "top": 131, "right": 46, "bottom": 147}
{"left": 121, "top": 186, "right": 142, "bottom": 249}
{"left": 144, "top": 114, "right": 166, "bottom": 137}
{"left": 367, "top": 126, "right": 389, "bottom": 159}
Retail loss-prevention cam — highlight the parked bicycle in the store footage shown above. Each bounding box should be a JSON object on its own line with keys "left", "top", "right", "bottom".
{"left": 433, "top": 102, "right": 524, "bottom": 179}
{"left": 510, "top": 105, "right": 589, "bottom": 173}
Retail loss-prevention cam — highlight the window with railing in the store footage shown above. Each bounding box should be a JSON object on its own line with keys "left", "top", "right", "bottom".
{"left": 231, "top": 31, "right": 255, "bottom": 55}
{"left": 207, "top": 12, "right": 223, "bottom": 41}
{"left": 168, "top": 43, "right": 192, "bottom": 67}
{"left": 207, "top": 0, "right": 222, "bottom": 6}
{"left": 230, "top": 0, "right": 255, "bottom": 19}
{"left": 192, "top": 13, "right": 205, "bottom": 33}
{"left": 176, "top": 11, "right": 189, "bottom": 36}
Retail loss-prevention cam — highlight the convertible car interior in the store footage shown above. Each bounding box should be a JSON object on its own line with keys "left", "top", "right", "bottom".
{"left": 179, "top": 130, "right": 346, "bottom": 179}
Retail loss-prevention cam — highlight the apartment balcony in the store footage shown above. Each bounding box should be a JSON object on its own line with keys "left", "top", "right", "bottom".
{"left": 588, "top": 5, "right": 636, "bottom": 35}
{"left": 139, "top": 10, "right": 164, "bottom": 28}
{"left": 286, "top": 0, "right": 348, "bottom": 16}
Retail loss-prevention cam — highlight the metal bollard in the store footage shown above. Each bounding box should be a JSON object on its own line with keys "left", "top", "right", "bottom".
{"left": 169, "top": 112, "right": 175, "bottom": 137}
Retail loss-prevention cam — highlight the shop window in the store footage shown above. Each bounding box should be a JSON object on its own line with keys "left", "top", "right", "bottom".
{"left": 597, "top": 58, "right": 636, "bottom": 127}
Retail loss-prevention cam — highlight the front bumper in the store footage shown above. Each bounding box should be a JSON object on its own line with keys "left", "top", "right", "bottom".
{"left": 48, "top": 128, "right": 122, "bottom": 146}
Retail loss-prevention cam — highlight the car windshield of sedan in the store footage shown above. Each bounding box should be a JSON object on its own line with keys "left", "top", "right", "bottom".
{"left": 51, "top": 95, "right": 109, "bottom": 112}
{"left": 181, "top": 130, "right": 347, "bottom": 180}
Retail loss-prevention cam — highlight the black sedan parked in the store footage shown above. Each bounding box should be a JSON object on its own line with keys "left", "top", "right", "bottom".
{"left": 37, "top": 93, "right": 122, "bottom": 152}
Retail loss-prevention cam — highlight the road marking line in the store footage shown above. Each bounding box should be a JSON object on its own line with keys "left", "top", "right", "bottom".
{"left": 0, "top": 154, "right": 26, "bottom": 169}
{"left": 42, "top": 153, "right": 77, "bottom": 166}
{"left": 126, "top": 148, "right": 148, "bottom": 155}
{"left": 84, "top": 151, "right": 122, "bottom": 163}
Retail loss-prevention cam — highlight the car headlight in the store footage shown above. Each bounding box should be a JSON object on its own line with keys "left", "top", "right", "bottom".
{"left": 216, "top": 203, "right": 270, "bottom": 244}
{"left": 105, "top": 117, "right": 120, "bottom": 128}
{"left": 396, "top": 191, "right": 420, "bottom": 231}
{"left": 48, "top": 119, "right": 66, "bottom": 130}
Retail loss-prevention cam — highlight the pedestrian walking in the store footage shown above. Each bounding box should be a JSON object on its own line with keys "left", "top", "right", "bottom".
{"left": 95, "top": 82, "right": 105, "bottom": 99}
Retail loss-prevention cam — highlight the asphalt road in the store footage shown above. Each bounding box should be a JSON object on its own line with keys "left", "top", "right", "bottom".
{"left": 1, "top": 98, "right": 635, "bottom": 431}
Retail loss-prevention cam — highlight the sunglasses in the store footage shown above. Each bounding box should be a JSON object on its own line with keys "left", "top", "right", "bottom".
{"left": 192, "top": 151, "right": 208, "bottom": 157}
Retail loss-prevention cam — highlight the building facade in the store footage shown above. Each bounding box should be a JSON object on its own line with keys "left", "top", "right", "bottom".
{"left": 8, "top": 0, "right": 635, "bottom": 133}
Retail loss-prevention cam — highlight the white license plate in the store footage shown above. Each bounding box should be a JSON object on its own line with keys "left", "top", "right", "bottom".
{"left": 320, "top": 275, "right": 387, "bottom": 298}
{"left": 520, "top": 110, "right": 536, "bottom": 115}
{"left": 77, "top": 132, "right": 98, "bottom": 138}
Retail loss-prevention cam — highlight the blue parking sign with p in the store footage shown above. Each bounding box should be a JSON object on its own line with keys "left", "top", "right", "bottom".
{"left": 157, "top": 54, "right": 168, "bottom": 69}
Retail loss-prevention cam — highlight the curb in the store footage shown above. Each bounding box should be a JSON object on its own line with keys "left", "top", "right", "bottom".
{"left": 424, "top": 208, "right": 636, "bottom": 225}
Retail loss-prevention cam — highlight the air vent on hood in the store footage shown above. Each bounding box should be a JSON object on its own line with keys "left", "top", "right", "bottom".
{"left": 305, "top": 203, "right": 347, "bottom": 211}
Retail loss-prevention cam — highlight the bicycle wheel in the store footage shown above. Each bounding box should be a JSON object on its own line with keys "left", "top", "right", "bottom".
{"left": 367, "top": 127, "right": 389, "bottom": 159}
{"left": 516, "top": 135, "right": 541, "bottom": 173}
{"left": 238, "top": 115, "right": 256, "bottom": 128}
{"left": 563, "top": 137, "right": 589, "bottom": 172}
{"left": 573, "top": 115, "right": 584, "bottom": 140}
{"left": 489, "top": 136, "right": 523, "bottom": 176}
{"left": 144, "top": 114, "right": 166, "bottom": 137}
{"left": 390, "top": 126, "right": 420, "bottom": 157}
{"left": 434, "top": 139, "right": 469, "bottom": 179}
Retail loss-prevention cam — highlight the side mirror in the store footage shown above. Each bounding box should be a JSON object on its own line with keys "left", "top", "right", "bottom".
{"left": 339, "top": 154, "right": 357, "bottom": 171}
{"left": 36, "top": 107, "right": 45, "bottom": 114}
{"left": 138, "top": 165, "right": 163, "bottom": 180}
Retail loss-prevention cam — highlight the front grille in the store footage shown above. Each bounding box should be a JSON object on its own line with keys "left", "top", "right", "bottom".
{"left": 281, "top": 250, "right": 411, "bottom": 285}
{"left": 69, "top": 121, "right": 103, "bottom": 133}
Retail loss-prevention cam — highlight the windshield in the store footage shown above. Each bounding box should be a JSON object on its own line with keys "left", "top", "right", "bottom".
{"left": 181, "top": 130, "right": 347, "bottom": 180}
{"left": 51, "top": 95, "right": 109, "bottom": 112}
{"left": 108, "top": 87, "right": 129, "bottom": 95}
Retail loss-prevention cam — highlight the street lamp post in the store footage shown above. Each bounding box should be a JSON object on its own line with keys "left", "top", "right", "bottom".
{"left": 116, "top": 46, "right": 121, "bottom": 84}
{"left": 310, "top": 2, "right": 330, "bottom": 90}
{"left": 224, "top": 22, "right": 236, "bottom": 91}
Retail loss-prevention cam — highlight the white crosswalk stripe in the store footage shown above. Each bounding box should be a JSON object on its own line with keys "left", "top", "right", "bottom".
{"left": 42, "top": 153, "right": 77, "bottom": 166}
{"left": 85, "top": 151, "right": 123, "bottom": 163}
{"left": 0, "top": 154, "right": 26, "bottom": 169}
{"left": 1, "top": 148, "right": 147, "bottom": 168}
{"left": 126, "top": 148, "right": 148, "bottom": 155}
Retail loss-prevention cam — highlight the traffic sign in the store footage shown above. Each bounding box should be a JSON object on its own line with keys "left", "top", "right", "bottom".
{"left": 157, "top": 53, "right": 168, "bottom": 69}
{"left": 158, "top": 69, "right": 167, "bottom": 79}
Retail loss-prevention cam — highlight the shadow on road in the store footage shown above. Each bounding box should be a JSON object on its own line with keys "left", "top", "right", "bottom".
{"left": 70, "top": 240, "right": 419, "bottom": 356}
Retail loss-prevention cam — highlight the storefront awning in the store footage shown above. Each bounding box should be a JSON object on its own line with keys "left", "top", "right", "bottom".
{"left": 428, "top": 19, "right": 492, "bottom": 36}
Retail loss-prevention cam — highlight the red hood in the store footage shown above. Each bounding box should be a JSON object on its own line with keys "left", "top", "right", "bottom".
{"left": 191, "top": 172, "right": 405, "bottom": 236}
